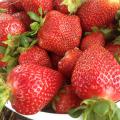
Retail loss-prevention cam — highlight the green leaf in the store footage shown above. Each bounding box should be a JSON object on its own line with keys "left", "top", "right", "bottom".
{"left": 27, "top": 12, "right": 40, "bottom": 22}
{"left": 30, "top": 22, "right": 40, "bottom": 32}
{"left": 20, "top": 36, "right": 30, "bottom": 48}
{"left": 113, "top": 36, "right": 120, "bottom": 45}
{"left": 0, "top": 8, "right": 7, "bottom": 13}
{"left": 93, "top": 100, "right": 110, "bottom": 116}
{"left": 68, "top": 105, "right": 86, "bottom": 118}
{"left": 38, "top": 7, "right": 43, "bottom": 16}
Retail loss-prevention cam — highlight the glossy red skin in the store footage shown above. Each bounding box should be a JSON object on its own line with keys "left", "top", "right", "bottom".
{"left": 53, "top": 85, "right": 80, "bottom": 113}
{"left": 8, "top": 0, "right": 24, "bottom": 11}
{"left": 77, "top": 0, "right": 120, "bottom": 31}
{"left": 0, "top": 13, "right": 26, "bottom": 42}
{"left": 12, "top": 11, "right": 31, "bottom": 30}
{"left": 72, "top": 45, "right": 120, "bottom": 101}
{"left": 0, "top": 1, "right": 17, "bottom": 14}
{"left": 21, "top": 0, "right": 53, "bottom": 14}
{"left": 49, "top": 53, "right": 62, "bottom": 69}
{"left": 81, "top": 32, "right": 105, "bottom": 50}
{"left": 38, "top": 10, "right": 82, "bottom": 56}
{"left": 7, "top": 64, "right": 63, "bottom": 115}
{"left": 105, "top": 44, "right": 120, "bottom": 56}
{"left": 54, "top": 0, "right": 69, "bottom": 14}
{"left": 58, "top": 48, "right": 82, "bottom": 78}
{"left": 19, "top": 46, "right": 51, "bottom": 67}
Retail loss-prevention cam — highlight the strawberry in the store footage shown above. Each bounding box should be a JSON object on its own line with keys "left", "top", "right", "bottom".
{"left": 58, "top": 48, "right": 82, "bottom": 78}
{"left": 7, "top": 64, "right": 63, "bottom": 115}
{"left": 0, "top": 13, "right": 26, "bottom": 42}
{"left": 38, "top": 10, "right": 82, "bottom": 56}
{"left": 0, "top": 54, "right": 6, "bottom": 67}
{"left": 52, "top": 85, "right": 80, "bottom": 113}
{"left": 19, "top": 46, "right": 51, "bottom": 67}
{"left": 0, "top": 1, "right": 16, "bottom": 14}
{"left": 12, "top": 11, "right": 31, "bottom": 30}
{"left": 21, "top": 0, "right": 53, "bottom": 14}
{"left": 81, "top": 32, "right": 105, "bottom": 51}
{"left": 72, "top": 44, "right": 120, "bottom": 101}
{"left": 49, "top": 53, "right": 62, "bottom": 69}
{"left": 77, "top": 0, "right": 120, "bottom": 31}
{"left": 8, "top": 0, "right": 24, "bottom": 11}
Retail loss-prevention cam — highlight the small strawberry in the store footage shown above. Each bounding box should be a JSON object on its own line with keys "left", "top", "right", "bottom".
{"left": 6, "top": 64, "right": 63, "bottom": 115}
{"left": 81, "top": 32, "right": 105, "bottom": 51}
{"left": 0, "top": 1, "right": 16, "bottom": 14}
{"left": 19, "top": 46, "right": 51, "bottom": 67}
{"left": 38, "top": 10, "right": 82, "bottom": 56}
{"left": 21, "top": 0, "right": 53, "bottom": 14}
{"left": 8, "top": 0, "right": 24, "bottom": 11}
{"left": 53, "top": 0, "right": 84, "bottom": 14}
{"left": 12, "top": 11, "right": 31, "bottom": 30}
{"left": 0, "top": 53, "right": 6, "bottom": 67}
{"left": 77, "top": 0, "right": 120, "bottom": 31}
{"left": 58, "top": 48, "right": 82, "bottom": 78}
{"left": 49, "top": 53, "right": 62, "bottom": 69}
{"left": 52, "top": 85, "right": 80, "bottom": 113}
{"left": 72, "top": 44, "right": 120, "bottom": 101}
{"left": 0, "top": 13, "right": 26, "bottom": 42}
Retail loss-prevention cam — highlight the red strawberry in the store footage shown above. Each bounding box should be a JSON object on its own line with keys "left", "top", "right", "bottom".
{"left": 12, "top": 11, "right": 31, "bottom": 30}
{"left": 0, "top": 1, "right": 16, "bottom": 14}
{"left": 0, "top": 13, "right": 26, "bottom": 42}
{"left": 81, "top": 32, "right": 105, "bottom": 51}
{"left": 7, "top": 64, "right": 63, "bottom": 115}
{"left": 0, "top": 54, "right": 6, "bottom": 67}
{"left": 8, "top": 0, "right": 24, "bottom": 11}
{"left": 52, "top": 85, "right": 80, "bottom": 113}
{"left": 19, "top": 46, "right": 51, "bottom": 67}
{"left": 77, "top": 0, "right": 120, "bottom": 31}
{"left": 38, "top": 10, "right": 82, "bottom": 56}
{"left": 49, "top": 53, "right": 62, "bottom": 69}
{"left": 58, "top": 48, "right": 82, "bottom": 78}
{"left": 72, "top": 44, "right": 120, "bottom": 101}
{"left": 21, "top": 0, "right": 53, "bottom": 14}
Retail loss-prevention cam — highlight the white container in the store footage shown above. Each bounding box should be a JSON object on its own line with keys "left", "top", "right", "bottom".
{"left": 5, "top": 101, "right": 120, "bottom": 120}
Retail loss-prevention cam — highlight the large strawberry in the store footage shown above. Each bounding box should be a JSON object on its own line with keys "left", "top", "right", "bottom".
{"left": 81, "top": 32, "right": 105, "bottom": 50}
{"left": 6, "top": 64, "right": 63, "bottom": 115}
{"left": 58, "top": 48, "right": 82, "bottom": 78}
{"left": 77, "top": 0, "right": 120, "bottom": 31}
{"left": 52, "top": 85, "right": 80, "bottom": 113}
{"left": 21, "top": 0, "right": 53, "bottom": 14}
{"left": 38, "top": 10, "right": 82, "bottom": 56}
{"left": 72, "top": 44, "right": 120, "bottom": 101}
{"left": 19, "top": 46, "right": 51, "bottom": 67}
{"left": 0, "top": 13, "right": 26, "bottom": 42}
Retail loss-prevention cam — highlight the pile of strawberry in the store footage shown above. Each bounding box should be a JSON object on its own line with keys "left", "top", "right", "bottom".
{"left": 0, "top": 0, "right": 120, "bottom": 120}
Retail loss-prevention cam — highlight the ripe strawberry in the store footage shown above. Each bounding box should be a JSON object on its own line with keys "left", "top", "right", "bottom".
{"left": 12, "top": 11, "right": 31, "bottom": 30}
{"left": 8, "top": 0, "right": 24, "bottom": 11}
{"left": 58, "top": 48, "right": 82, "bottom": 78}
{"left": 72, "top": 44, "right": 120, "bottom": 101}
{"left": 7, "top": 64, "right": 63, "bottom": 115}
{"left": 38, "top": 10, "right": 82, "bottom": 56}
{"left": 81, "top": 32, "right": 105, "bottom": 51}
{"left": 77, "top": 0, "right": 120, "bottom": 31}
{"left": 21, "top": 0, "right": 53, "bottom": 14}
{"left": 0, "top": 1, "right": 16, "bottom": 14}
{"left": 49, "top": 53, "right": 62, "bottom": 69}
{"left": 52, "top": 85, "right": 80, "bottom": 113}
{"left": 0, "top": 13, "right": 26, "bottom": 41}
{"left": 19, "top": 46, "right": 51, "bottom": 67}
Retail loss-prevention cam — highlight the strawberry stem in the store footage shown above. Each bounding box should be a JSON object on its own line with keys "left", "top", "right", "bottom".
{"left": 69, "top": 97, "right": 120, "bottom": 120}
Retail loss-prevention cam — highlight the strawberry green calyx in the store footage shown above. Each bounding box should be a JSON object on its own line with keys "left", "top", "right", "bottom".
{"left": 69, "top": 97, "right": 120, "bottom": 120}
{"left": 61, "top": 0, "right": 85, "bottom": 14}
{"left": 0, "top": 8, "right": 7, "bottom": 13}
{"left": 0, "top": 74, "right": 10, "bottom": 111}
